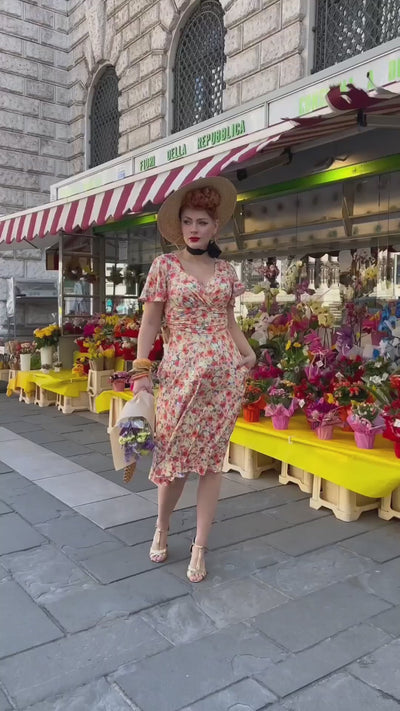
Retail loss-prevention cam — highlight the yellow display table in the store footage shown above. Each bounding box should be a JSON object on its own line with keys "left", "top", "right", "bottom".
{"left": 231, "top": 414, "right": 400, "bottom": 499}
{"left": 7, "top": 370, "right": 88, "bottom": 412}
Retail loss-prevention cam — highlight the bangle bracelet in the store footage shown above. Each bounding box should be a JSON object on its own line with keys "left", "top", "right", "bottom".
{"left": 132, "top": 358, "right": 152, "bottom": 371}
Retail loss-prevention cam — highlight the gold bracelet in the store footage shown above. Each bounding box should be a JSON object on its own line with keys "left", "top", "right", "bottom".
{"left": 132, "top": 358, "right": 152, "bottom": 372}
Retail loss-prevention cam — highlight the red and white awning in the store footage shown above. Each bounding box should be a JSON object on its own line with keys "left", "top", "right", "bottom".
{"left": 1, "top": 83, "right": 399, "bottom": 247}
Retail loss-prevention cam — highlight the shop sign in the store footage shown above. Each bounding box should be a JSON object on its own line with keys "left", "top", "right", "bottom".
{"left": 269, "top": 49, "right": 400, "bottom": 125}
{"left": 134, "top": 107, "right": 265, "bottom": 173}
{"left": 57, "top": 160, "right": 133, "bottom": 200}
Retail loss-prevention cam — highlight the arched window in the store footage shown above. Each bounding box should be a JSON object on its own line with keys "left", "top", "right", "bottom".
{"left": 173, "top": 0, "right": 224, "bottom": 133}
{"left": 89, "top": 66, "right": 119, "bottom": 168}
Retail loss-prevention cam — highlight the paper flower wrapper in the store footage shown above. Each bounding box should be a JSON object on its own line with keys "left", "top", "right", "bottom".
{"left": 109, "top": 390, "right": 155, "bottom": 480}
{"left": 347, "top": 414, "right": 385, "bottom": 450}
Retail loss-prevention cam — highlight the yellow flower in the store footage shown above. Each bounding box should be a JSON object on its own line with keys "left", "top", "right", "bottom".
{"left": 326, "top": 393, "right": 335, "bottom": 404}
{"left": 293, "top": 342, "right": 301, "bottom": 348}
{"left": 285, "top": 340, "right": 292, "bottom": 351}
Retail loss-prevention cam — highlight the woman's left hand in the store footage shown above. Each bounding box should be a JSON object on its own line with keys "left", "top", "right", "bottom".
{"left": 239, "top": 352, "right": 257, "bottom": 370}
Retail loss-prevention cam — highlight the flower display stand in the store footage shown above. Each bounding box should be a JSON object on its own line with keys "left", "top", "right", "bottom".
{"left": 56, "top": 391, "right": 89, "bottom": 415}
{"left": 378, "top": 487, "right": 400, "bottom": 520}
{"left": 18, "top": 387, "right": 35, "bottom": 405}
{"left": 310, "top": 477, "right": 379, "bottom": 522}
{"left": 223, "top": 442, "right": 278, "bottom": 479}
{"left": 279, "top": 461, "right": 313, "bottom": 493}
{"left": 87, "top": 369, "right": 114, "bottom": 412}
{"left": 34, "top": 385, "right": 56, "bottom": 408}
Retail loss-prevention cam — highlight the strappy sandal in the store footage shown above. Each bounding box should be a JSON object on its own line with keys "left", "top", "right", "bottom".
{"left": 149, "top": 527, "right": 168, "bottom": 563}
{"left": 187, "top": 541, "right": 207, "bottom": 583}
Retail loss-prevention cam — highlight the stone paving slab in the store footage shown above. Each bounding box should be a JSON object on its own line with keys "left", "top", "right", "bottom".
{"left": 340, "top": 524, "right": 400, "bottom": 562}
{"left": 37, "top": 470, "right": 130, "bottom": 507}
{"left": 268, "top": 671, "right": 400, "bottom": 710}
{"left": 41, "top": 440, "right": 95, "bottom": 458}
{"left": 256, "top": 623, "right": 391, "bottom": 697}
{"left": 254, "top": 545, "right": 376, "bottom": 597}
{"left": 0, "top": 462, "right": 12, "bottom": 475}
{"left": 1, "top": 544, "right": 93, "bottom": 603}
{"left": 97, "top": 467, "right": 156, "bottom": 493}
{"left": 370, "top": 605, "right": 400, "bottom": 637}
{"left": 1, "top": 485, "right": 71, "bottom": 525}
{"left": 35, "top": 512, "right": 124, "bottom": 561}
{"left": 74, "top": 492, "right": 158, "bottom": 528}
{"left": 66, "top": 426, "right": 111, "bottom": 444}
{"left": 0, "top": 581, "right": 63, "bottom": 658}
{"left": 206, "top": 510, "right": 289, "bottom": 549}
{"left": 349, "top": 638, "right": 400, "bottom": 700}
{"left": 0, "top": 501, "right": 11, "bottom": 515}
{"left": 179, "top": 678, "right": 277, "bottom": 710}
{"left": 192, "top": 576, "right": 289, "bottom": 628}
{"left": 114, "top": 623, "right": 286, "bottom": 711}
{"left": 353, "top": 557, "right": 400, "bottom": 606}
{"left": 251, "top": 580, "right": 392, "bottom": 653}
{"left": 0, "top": 615, "right": 170, "bottom": 708}
{"left": 262, "top": 514, "right": 389, "bottom": 556}
{"left": 20, "top": 430, "right": 67, "bottom": 445}
{"left": 23, "top": 678, "right": 134, "bottom": 711}
{"left": 68, "top": 452, "right": 115, "bottom": 473}
{"left": 141, "top": 595, "right": 217, "bottom": 644}
{"left": 0, "top": 513, "right": 44, "bottom": 555}
{"left": 41, "top": 568, "right": 189, "bottom": 633}
{"left": 0, "top": 689, "right": 12, "bottom": 711}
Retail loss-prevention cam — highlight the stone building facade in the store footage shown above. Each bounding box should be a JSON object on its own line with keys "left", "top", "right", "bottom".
{"left": 0, "top": 0, "right": 308, "bottom": 334}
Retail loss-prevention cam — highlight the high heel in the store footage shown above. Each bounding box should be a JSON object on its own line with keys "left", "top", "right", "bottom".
{"left": 149, "top": 527, "right": 168, "bottom": 563}
{"left": 187, "top": 541, "right": 207, "bottom": 583}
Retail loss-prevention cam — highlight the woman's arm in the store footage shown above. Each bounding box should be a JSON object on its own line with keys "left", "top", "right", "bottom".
{"left": 227, "top": 305, "right": 256, "bottom": 369}
{"left": 133, "top": 302, "right": 164, "bottom": 393}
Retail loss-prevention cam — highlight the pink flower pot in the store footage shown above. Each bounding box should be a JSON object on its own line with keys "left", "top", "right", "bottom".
{"left": 271, "top": 414, "right": 290, "bottom": 430}
{"left": 316, "top": 424, "right": 334, "bottom": 440}
{"left": 112, "top": 380, "right": 126, "bottom": 392}
{"left": 354, "top": 431, "right": 376, "bottom": 449}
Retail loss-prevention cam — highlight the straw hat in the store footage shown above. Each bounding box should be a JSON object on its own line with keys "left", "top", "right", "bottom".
{"left": 157, "top": 176, "right": 237, "bottom": 246}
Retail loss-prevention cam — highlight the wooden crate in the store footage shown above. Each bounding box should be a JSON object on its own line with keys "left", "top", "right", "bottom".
{"left": 310, "top": 476, "right": 379, "bottom": 522}
{"left": 279, "top": 462, "right": 313, "bottom": 493}
{"left": 34, "top": 385, "right": 56, "bottom": 408}
{"left": 379, "top": 486, "right": 400, "bottom": 520}
{"left": 223, "top": 442, "right": 278, "bottom": 479}
{"left": 87, "top": 369, "right": 114, "bottom": 412}
{"left": 56, "top": 391, "right": 89, "bottom": 415}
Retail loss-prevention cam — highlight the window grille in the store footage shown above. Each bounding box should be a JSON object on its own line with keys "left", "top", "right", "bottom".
{"left": 89, "top": 66, "right": 119, "bottom": 168}
{"left": 173, "top": 0, "right": 225, "bottom": 133}
{"left": 313, "top": 0, "right": 400, "bottom": 73}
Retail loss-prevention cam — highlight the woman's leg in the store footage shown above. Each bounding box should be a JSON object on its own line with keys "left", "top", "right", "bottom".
{"left": 150, "top": 475, "right": 188, "bottom": 560}
{"left": 188, "top": 472, "right": 222, "bottom": 581}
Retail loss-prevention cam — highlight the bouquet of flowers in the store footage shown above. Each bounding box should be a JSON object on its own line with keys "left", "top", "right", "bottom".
{"left": 305, "top": 397, "right": 341, "bottom": 439}
{"left": 332, "top": 379, "right": 369, "bottom": 408}
{"left": 347, "top": 402, "right": 385, "bottom": 449}
{"left": 110, "top": 391, "right": 155, "bottom": 482}
{"left": 18, "top": 342, "right": 36, "bottom": 354}
{"left": 33, "top": 324, "right": 61, "bottom": 349}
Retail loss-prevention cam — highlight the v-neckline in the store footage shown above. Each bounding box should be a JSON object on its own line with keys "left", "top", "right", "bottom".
{"left": 173, "top": 253, "right": 218, "bottom": 288}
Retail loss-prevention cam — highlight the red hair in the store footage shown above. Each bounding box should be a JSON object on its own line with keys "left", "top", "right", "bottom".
{"left": 180, "top": 187, "right": 221, "bottom": 220}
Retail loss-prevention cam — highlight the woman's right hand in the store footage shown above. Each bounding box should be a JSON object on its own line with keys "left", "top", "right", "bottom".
{"left": 132, "top": 376, "right": 153, "bottom": 395}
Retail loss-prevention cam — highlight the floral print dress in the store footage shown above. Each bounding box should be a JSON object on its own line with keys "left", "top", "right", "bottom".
{"left": 140, "top": 253, "right": 247, "bottom": 485}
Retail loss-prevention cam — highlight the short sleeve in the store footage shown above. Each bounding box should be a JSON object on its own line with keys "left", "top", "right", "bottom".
{"left": 227, "top": 262, "right": 245, "bottom": 306}
{"left": 139, "top": 256, "right": 169, "bottom": 303}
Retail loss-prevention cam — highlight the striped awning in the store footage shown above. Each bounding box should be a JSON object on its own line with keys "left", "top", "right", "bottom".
{"left": 1, "top": 83, "right": 399, "bottom": 247}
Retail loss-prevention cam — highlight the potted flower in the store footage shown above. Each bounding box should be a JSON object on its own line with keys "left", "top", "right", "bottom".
{"left": 107, "top": 266, "right": 123, "bottom": 286}
{"left": 109, "top": 371, "right": 129, "bottom": 392}
{"left": 382, "top": 398, "right": 400, "bottom": 458}
{"left": 332, "top": 379, "right": 369, "bottom": 431}
{"left": 347, "top": 402, "right": 385, "bottom": 449}
{"left": 102, "top": 344, "right": 116, "bottom": 370}
{"left": 41, "top": 363, "right": 52, "bottom": 375}
{"left": 33, "top": 324, "right": 61, "bottom": 367}
{"left": 54, "top": 361, "right": 62, "bottom": 373}
{"left": 264, "top": 383, "right": 298, "bottom": 430}
{"left": 242, "top": 381, "right": 263, "bottom": 422}
{"left": 305, "top": 397, "right": 341, "bottom": 440}
{"left": 18, "top": 342, "right": 36, "bottom": 372}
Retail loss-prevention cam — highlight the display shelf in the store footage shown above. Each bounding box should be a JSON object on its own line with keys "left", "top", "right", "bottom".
{"left": 6, "top": 277, "right": 58, "bottom": 340}
{"left": 310, "top": 476, "right": 379, "bottom": 521}
{"left": 56, "top": 391, "right": 89, "bottom": 414}
{"left": 379, "top": 487, "right": 400, "bottom": 520}
{"left": 223, "top": 442, "right": 278, "bottom": 479}
{"left": 34, "top": 385, "right": 57, "bottom": 408}
{"left": 279, "top": 461, "right": 313, "bottom": 493}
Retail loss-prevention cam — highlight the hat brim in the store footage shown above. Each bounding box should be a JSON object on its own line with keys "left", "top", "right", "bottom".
{"left": 157, "top": 177, "right": 237, "bottom": 246}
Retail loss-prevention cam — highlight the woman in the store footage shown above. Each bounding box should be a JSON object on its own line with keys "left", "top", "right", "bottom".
{"left": 132, "top": 177, "right": 256, "bottom": 582}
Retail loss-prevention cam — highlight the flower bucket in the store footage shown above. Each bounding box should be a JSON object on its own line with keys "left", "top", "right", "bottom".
{"left": 271, "top": 414, "right": 290, "bottom": 430}
{"left": 316, "top": 424, "right": 334, "bottom": 440}
{"left": 354, "top": 431, "right": 376, "bottom": 449}
{"left": 243, "top": 405, "right": 260, "bottom": 423}
{"left": 112, "top": 380, "right": 126, "bottom": 392}
{"left": 105, "top": 357, "right": 115, "bottom": 370}
{"left": 89, "top": 357, "right": 104, "bottom": 371}
{"left": 20, "top": 353, "right": 31, "bottom": 372}
{"left": 40, "top": 346, "right": 53, "bottom": 367}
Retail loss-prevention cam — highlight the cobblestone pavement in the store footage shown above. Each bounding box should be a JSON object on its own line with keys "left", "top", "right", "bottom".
{"left": 1, "top": 393, "right": 400, "bottom": 710}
